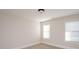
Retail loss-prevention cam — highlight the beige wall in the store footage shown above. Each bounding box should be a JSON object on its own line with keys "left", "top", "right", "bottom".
{"left": 41, "top": 14, "right": 79, "bottom": 48}
{"left": 0, "top": 11, "right": 40, "bottom": 49}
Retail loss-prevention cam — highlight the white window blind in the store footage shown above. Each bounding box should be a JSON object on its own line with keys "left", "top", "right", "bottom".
{"left": 43, "top": 24, "right": 50, "bottom": 39}
{"left": 65, "top": 21, "right": 79, "bottom": 41}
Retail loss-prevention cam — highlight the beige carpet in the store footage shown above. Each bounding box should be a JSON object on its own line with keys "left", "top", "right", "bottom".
{"left": 24, "top": 43, "right": 62, "bottom": 49}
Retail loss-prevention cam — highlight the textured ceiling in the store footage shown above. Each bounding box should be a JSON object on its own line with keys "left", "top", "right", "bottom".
{"left": 0, "top": 9, "right": 79, "bottom": 22}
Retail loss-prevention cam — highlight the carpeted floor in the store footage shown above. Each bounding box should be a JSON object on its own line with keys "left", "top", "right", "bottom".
{"left": 23, "top": 43, "right": 62, "bottom": 49}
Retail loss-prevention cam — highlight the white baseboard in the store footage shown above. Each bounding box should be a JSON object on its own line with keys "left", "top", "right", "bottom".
{"left": 42, "top": 41, "right": 74, "bottom": 49}
{"left": 14, "top": 41, "right": 40, "bottom": 49}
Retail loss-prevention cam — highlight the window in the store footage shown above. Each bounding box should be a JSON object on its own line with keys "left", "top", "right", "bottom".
{"left": 43, "top": 24, "right": 50, "bottom": 39}
{"left": 65, "top": 21, "right": 79, "bottom": 41}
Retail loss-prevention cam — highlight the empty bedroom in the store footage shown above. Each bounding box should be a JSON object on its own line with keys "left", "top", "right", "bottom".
{"left": 0, "top": 9, "right": 79, "bottom": 49}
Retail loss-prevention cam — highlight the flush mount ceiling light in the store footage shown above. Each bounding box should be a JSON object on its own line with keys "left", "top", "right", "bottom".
{"left": 38, "top": 9, "right": 45, "bottom": 13}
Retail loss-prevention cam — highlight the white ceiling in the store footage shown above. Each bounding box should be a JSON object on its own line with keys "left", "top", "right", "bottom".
{"left": 0, "top": 9, "right": 79, "bottom": 22}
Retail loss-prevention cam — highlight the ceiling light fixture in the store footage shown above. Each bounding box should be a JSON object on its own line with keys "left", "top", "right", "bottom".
{"left": 38, "top": 9, "right": 45, "bottom": 13}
